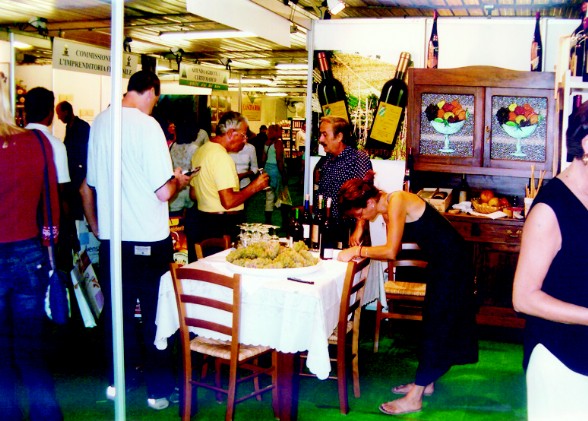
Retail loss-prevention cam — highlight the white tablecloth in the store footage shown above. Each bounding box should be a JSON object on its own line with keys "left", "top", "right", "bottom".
{"left": 155, "top": 249, "right": 353, "bottom": 380}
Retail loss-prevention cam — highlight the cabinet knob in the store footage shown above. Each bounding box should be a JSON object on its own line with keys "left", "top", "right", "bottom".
{"left": 506, "top": 229, "right": 522, "bottom": 238}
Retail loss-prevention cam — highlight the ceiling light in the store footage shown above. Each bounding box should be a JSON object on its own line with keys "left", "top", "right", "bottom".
{"left": 326, "top": 0, "right": 346, "bottom": 15}
{"left": 265, "top": 92, "right": 288, "bottom": 97}
{"left": 276, "top": 63, "right": 308, "bottom": 70}
{"left": 13, "top": 41, "right": 33, "bottom": 50}
{"left": 159, "top": 30, "right": 256, "bottom": 41}
{"left": 229, "top": 78, "right": 273, "bottom": 85}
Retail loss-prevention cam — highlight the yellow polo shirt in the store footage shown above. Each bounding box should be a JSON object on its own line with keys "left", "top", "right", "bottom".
{"left": 191, "top": 141, "right": 243, "bottom": 213}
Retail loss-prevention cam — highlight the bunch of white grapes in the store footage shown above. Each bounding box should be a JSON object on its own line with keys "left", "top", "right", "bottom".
{"left": 227, "top": 241, "right": 318, "bottom": 269}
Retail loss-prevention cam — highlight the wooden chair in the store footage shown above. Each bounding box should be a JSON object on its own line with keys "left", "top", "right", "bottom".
{"left": 300, "top": 257, "right": 370, "bottom": 414}
{"left": 194, "top": 234, "right": 232, "bottom": 260}
{"left": 373, "top": 243, "right": 428, "bottom": 353}
{"left": 170, "top": 263, "right": 278, "bottom": 421}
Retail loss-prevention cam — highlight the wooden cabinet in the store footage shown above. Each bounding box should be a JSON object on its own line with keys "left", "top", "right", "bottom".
{"left": 446, "top": 213, "right": 525, "bottom": 328}
{"left": 407, "top": 66, "right": 559, "bottom": 179}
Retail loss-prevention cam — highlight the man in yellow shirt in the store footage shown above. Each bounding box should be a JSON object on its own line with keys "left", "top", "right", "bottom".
{"left": 190, "top": 111, "right": 269, "bottom": 247}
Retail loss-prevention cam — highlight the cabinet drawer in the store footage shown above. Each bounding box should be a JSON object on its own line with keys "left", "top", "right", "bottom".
{"left": 450, "top": 219, "right": 523, "bottom": 245}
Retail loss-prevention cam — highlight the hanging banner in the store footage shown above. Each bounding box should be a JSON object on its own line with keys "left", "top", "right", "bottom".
{"left": 52, "top": 37, "right": 138, "bottom": 78}
{"left": 241, "top": 94, "right": 262, "bottom": 121}
{"left": 179, "top": 63, "right": 229, "bottom": 90}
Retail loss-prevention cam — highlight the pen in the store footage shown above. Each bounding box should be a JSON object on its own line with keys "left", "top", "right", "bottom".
{"left": 286, "top": 277, "right": 314, "bottom": 285}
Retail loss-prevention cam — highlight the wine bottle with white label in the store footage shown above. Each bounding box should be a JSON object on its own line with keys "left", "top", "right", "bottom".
{"left": 316, "top": 51, "right": 350, "bottom": 122}
{"left": 365, "top": 52, "right": 411, "bottom": 153}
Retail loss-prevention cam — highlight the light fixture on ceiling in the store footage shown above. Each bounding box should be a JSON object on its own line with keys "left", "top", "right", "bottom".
{"left": 170, "top": 47, "right": 184, "bottom": 67}
{"left": 159, "top": 30, "right": 256, "bottom": 41}
{"left": 325, "top": 0, "right": 346, "bottom": 15}
{"left": 276, "top": 63, "right": 308, "bottom": 70}
{"left": 123, "top": 36, "right": 132, "bottom": 53}
{"left": 28, "top": 17, "right": 48, "bottom": 37}
{"left": 229, "top": 78, "right": 273, "bottom": 85}
{"left": 265, "top": 92, "right": 288, "bottom": 97}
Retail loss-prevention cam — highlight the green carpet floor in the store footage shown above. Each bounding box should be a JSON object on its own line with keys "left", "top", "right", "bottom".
{"left": 45, "top": 171, "right": 527, "bottom": 420}
{"left": 48, "top": 316, "right": 526, "bottom": 420}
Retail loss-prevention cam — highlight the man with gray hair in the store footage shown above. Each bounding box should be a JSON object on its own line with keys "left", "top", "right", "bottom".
{"left": 189, "top": 111, "right": 269, "bottom": 245}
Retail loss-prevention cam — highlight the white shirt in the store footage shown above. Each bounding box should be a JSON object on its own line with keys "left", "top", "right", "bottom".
{"left": 25, "top": 123, "right": 71, "bottom": 184}
{"left": 86, "top": 107, "right": 173, "bottom": 242}
{"left": 229, "top": 143, "right": 258, "bottom": 188}
{"left": 295, "top": 129, "right": 306, "bottom": 151}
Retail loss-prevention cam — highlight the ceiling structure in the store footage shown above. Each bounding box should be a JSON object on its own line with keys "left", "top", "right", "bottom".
{"left": 0, "top": 0, "right": 584, "bottom": 95}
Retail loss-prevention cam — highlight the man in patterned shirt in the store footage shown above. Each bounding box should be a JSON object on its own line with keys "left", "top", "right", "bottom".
{"left": 315, "top": 116, "right": 372, "bottom": 245}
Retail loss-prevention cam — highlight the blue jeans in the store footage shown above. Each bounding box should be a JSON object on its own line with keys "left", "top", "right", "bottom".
{"left": 0, "top": 239, "right": 62, "bottom": 421}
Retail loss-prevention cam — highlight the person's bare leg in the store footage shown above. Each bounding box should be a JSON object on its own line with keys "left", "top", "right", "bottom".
{"left": 392, "top": 382, "right": 434, "bottom": 396}
{"left": 380, "top": 385, "right": 425, "bottom": 415}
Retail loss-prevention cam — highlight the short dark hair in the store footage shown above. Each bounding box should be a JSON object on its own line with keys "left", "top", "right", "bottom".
{"left": 566, "top": 101, "right": 588, "bottom": 160}
{"left": 260, "top": 125, "right": 267, "bottom": 131}
{"left": 57, "top": 101, "right": 73, "bottom": 114}
{"left": 127, "top": 70, "right": 160, "bottom": 96}
{"left": 24, "top": 87, "right": 54, "bottom": 123}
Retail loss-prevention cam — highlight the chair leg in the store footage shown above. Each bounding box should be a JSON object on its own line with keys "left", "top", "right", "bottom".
{"left": 181, "top": 378, "right": 192, "bottom": 421}
{"left": 253, "top": 357, "right": 262, "bottom": 401}
{"left": 374, "top": 300, "right": 383, "bottom": 353}
{"left": 270, "top": 352, "right": 279, "bottom": 418}
{"left": 351, "top": 333, "right": 360, "bottom": 399}
{"left": 226, "top": 361, "right": 239, "bottom": 421}
{"left": 215, "top": 359, "right": 223, "bottom": 402}
{"left": 336, "top": 340, "right": 349, "bottom": 414}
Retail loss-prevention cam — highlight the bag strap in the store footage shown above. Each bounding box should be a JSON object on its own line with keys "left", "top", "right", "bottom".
{"left": 32, "top": 129, "right": 58, "bottom": 269}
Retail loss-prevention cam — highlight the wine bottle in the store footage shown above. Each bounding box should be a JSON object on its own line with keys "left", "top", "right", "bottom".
{"left": 311, "top": 194, "right": 324, "bottom": 251}
{"left": 301, "top": 194, "right": 312, "bottom": 248}
{"left": 583, "top": 14, "right": 588, "bottom": 82}
{"left": 289, "top": 208, "right": 303, "bottom": 244}
{"left": 572, "top": 2, "right": 588, "bottom": 76}
{"left": 320, "top": 198, "right": 335, "bottom": 260}
{"left": 458, "top": 174, "right": 469, "bottom": 203}
{"left": 365, "top": 52, "right": 411, "bottom": 153}
{"left": 316, "top": 51, "right": 350, "bottom": 122}
{"left": 530, "top": 12, "right": 543, "bottom": 72}
{"left": 427, "top": 11, "right": 439, "bottom": 69}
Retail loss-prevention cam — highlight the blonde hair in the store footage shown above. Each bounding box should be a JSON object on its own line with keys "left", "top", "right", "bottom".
{"left": 0, "top": 72, "right": 24, "bottom": 137}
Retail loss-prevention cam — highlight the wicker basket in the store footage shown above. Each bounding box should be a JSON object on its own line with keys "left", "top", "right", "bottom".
{"left": 471, "top": 198, "right": 505, "bottom": 214}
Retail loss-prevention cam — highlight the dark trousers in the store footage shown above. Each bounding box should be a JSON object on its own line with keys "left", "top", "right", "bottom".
{"left": 192, "top": 210, "right": 244, "bottom": 245}
{"left": 0, "top": 239, "right": 62, "bottom": 421}
{"left": 99, "top": 237, "right": 175, "bottom": 398}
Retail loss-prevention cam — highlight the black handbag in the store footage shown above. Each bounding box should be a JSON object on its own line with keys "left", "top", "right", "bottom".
{"left": 33, "top": 130, "right": 70, "bottom": 325}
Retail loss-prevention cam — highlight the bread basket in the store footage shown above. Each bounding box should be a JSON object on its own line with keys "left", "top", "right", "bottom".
{"left": 471, "top": 198, "right": 505, "bottom": 214}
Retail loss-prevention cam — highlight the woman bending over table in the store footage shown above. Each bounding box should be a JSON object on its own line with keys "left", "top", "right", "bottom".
{"left": 337, "top": 170, "right": 478, "bottom": 416}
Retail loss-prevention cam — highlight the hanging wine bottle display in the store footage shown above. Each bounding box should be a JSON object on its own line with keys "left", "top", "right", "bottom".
{"left": 315, "top": 51, "right": 350, "bottom": 122}
{"left": 530, "top": 12, "right": 543, "bottom": 72}
{"left": 364, "top": 52, "right": 411, "bottom": 152}
{"left": 427, "top": 11, "right": 439, "bottom": 69}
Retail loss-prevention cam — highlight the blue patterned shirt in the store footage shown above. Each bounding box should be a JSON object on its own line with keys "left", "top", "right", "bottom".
{"left": 316, "top": 146, "right": 372, "bottom": 220}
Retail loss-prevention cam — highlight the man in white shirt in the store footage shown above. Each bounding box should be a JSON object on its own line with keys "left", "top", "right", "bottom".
{"left": 24, "top": 87, "right": 70, "bottom": 185}
{"left": 24, "top": 87, "right": 73, "bottom": 271}
{"left": 81, "top": 70, "right": 192, "bottom": 410}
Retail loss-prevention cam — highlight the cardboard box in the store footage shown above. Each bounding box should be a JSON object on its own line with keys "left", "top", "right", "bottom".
{"left": 417, "top": 188, "right": 453, "bottom": 212}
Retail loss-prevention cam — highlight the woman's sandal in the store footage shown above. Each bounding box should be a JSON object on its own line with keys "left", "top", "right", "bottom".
{"left": 391, "top": 383, "right": 434, "bottom": 397}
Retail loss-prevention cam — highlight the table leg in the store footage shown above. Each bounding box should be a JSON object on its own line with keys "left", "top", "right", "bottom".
{"left": 276, "top": 352, "right": 300, "bottom": 421}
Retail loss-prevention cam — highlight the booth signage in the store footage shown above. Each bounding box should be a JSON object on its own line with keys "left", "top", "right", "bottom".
{"left": 241, "top": 95, "right": 261, "bottom": 121}
{"left": 179, "top": 63, "right": 229, "bottom": 90}
{"left": 52, "top": 37, "right": 138, "bottom": 78}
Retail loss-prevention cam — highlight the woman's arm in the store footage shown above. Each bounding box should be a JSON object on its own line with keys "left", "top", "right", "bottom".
{"left": 512, "top": 203, "right": 588, "bottom": 325}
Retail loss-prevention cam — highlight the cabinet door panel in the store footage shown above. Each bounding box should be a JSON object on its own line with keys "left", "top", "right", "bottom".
{"left": 485, "top": 87, "right": 556, "bottom": 174}
{"left": 411, "top": 85, "right": 484, "bottom": 168}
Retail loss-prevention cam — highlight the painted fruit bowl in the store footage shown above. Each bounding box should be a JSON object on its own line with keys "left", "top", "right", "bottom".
{"left": 501, "top": 123, "right": 537, "bottom": 139}
{"left": 430, "top": 119, "right": 466, "bottom": 135}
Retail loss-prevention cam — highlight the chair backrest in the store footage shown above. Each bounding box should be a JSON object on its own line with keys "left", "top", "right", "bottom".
{"left": 195, "top": 235, "right": 232, "bottom": 260}
{"left": 170, "top": 263, "right": 242, "bottom": 352}
{"left": 388, "top": 243, "right": 428, "bottom": 282}
{"left": 336, "top": 257, "right": 370, "bottom": 340}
